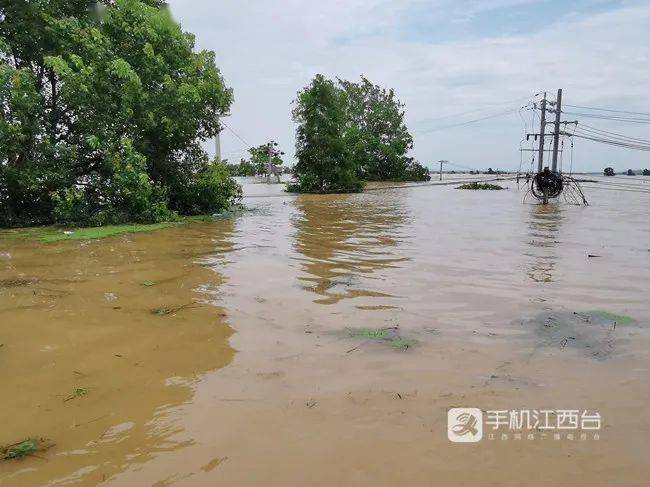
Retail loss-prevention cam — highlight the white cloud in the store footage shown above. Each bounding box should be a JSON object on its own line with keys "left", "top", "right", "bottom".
{"left": 168, "top": 0, "right": 650, "bottom": 172}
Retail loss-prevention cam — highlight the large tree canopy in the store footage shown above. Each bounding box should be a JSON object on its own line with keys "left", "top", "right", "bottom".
{"left": 290, "top": 75, "right": 429, "bottom": 193}
{"left": 290, "top": 75, "right": 363, "bottom": 193}
{"left": 0, "top": 0, "right": 238, "bottom": 227}
{"left": 341, "top": 76, "right": 429, "bottom": 182}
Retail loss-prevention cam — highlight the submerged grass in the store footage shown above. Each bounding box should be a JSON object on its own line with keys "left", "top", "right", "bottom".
{"left": 63, "top": 388, "right": 88, "bottom": 402}
{"left": 2, "top": 438, "right": 52, "bottom": 460}
{"left": 588, "top": 310, "right": 635, "bottom": 325}
{"left": 347, "top": 327, "right": 417, "bottom": 350}
{"left": 0, "top": 215, "right": 228, "bottom": 243}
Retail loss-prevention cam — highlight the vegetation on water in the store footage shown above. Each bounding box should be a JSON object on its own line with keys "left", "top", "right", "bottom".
{"left": 1, "top": 221, "right": 175, "bottom": 242}
{"left": 347, "top": 327, "right": 417, "bottom": 350}
{"left": 2, "top": 438, "right": 52, "bottom": 460}
{"left": 63, "top": 387, "right": 88, "bottom": 402}
{"left": 226, "top": 159, "right": 257, "bottom": 177}
{"left": 588, "top": 310, "right": 635, "bottom": 326}
{"left": 0, "top": 214, "right": 222, "bottom": 242}
{"left": 457, "top": 182, "right": 505, "bottom": 191}
{"left": 0, "top": 0, "right": 240, "bottom": 228}
{"left": 289, "top": 75, "right": 430, "bottom": 193}
{"left": 227, "top": 141, "right": 285, "bottom": 178}
{"left": 604, "top": 167, "right": 615, "bottom": 176}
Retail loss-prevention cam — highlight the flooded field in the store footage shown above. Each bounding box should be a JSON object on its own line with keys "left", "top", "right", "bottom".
{"left": 1, "top": 176, "right": 650, "bottom": 486}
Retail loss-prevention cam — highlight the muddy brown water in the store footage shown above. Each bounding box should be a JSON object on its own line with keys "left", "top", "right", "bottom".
{"left": 1, "top": 176, "right": 650, "bottom": 486}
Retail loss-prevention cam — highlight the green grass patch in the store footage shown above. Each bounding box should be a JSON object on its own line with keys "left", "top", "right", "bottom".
{"left": 588, "top": 310, "right": 635, "bottom": 326}
{"left": 2, "top": 438, "right": 52, "bottom": 460}
{"left": 348, "top": 328, "right": 391, "bottom": 339}
{"left": 457, "top": 182, "right": 505, "bottom": 191}
{"left": 347, "top": 327, "right": 417, "bottom": 350}
{"left": 0, "top": 214, "right": 235, "bottom": 243}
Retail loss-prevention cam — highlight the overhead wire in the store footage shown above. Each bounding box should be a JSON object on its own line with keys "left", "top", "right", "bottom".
{"left": 564, "top": 104, "right": 650, "bottom": 117}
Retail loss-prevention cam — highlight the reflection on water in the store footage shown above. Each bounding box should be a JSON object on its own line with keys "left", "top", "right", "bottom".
{"left": 292, "top": 193, "right": 409, "bottom": 305}
{"left": 525, "top": 203, "right": 565, "bottom": 283}
{"left": 0, "top": 222, "right": 236, "bottom": 486}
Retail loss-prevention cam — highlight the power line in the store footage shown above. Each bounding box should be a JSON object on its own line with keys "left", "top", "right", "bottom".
{"left": 562, "top": 111, "right": 650, "bottom": 124}
{"left": 424, "top": 93, "right": 542, "bottom": 122}
{"left": 564, "top": 104, "right": 650, "bottom": 117}
{"left": 577, "top": 123, "right": 650, "bottom": 145}
{"left": 220, "top": 120, "right": 251, "bottom": 148}
{"left": 417, "top": 106, "right": 527, "bottom": 135}
{"left": 569, "top": 133, "right": 650, "bottom": 151}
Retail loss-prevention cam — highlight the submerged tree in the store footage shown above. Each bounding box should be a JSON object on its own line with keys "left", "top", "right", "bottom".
{"left": 290, "top": 75, "right": 363, "bottom": 193}
{"left": 604, "top": 167, "right": 615, "bottom": 177}
{"left": 340, "top": 76, "right": 429, "bottom": 182}
{"left": 289, "top": 75, "right": 429, "bottom": 193}
{"left": 247, "top": 141, "right": 284, "bottom": 177}
{"left": 226, "top": 159, "right": 257, "bottom": 177}
{"left": 0, "top": 0, "right": 239, "bottom": 227}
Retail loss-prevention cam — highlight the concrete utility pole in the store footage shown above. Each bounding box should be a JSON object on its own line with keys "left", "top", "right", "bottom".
{"left": 214, "top": 113, "right": 231, "bottom": 163}
{"left": 438, "top": 160, "right": 448, "bottom": 181}
{"left": 266, "top": 143, "right": 273, "bottom": 184}
{"left": 551, "top": 88, "right": 563, "bottom": 174}
{"left": 537, "top": 92, "right": 547, "bottom": 173}
{"left": 215, "top": 121, "right": 222, "bottom": 163}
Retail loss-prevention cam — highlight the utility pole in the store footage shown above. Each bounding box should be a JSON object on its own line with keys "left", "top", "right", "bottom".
{"left": 214, "top": 113, "right": 231, "bottom": 163}
{"left": 438, "top": 160, "right": 448, "bottom": 181}
{"left": 266, "top": 142, "right": 273, "bottom": 183}
{"left": 215, "top": 120, "right": 222, "bottom": 163}
{"left": 537, "top": 92, "right": 547, "bottom": 173}
{"left": 551, "top": 88, "right": 563, "bottom": 174}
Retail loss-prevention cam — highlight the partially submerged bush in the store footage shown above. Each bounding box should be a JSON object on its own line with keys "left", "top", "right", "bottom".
{"left": 171, "top": 163, "right": 242, "bottom": 216}
{"left": 52, "top": 140, "right": 175, "bottom": 226}
{"left": 457, "top": 182, "right": 505, "bottom": 191}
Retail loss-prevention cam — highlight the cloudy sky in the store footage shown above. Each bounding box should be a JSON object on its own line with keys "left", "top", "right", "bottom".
{"left": 167, "top": 0, "right": 650, "bottom": 172}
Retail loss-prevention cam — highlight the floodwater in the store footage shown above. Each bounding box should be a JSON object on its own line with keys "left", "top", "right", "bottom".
{"left": 1, "top": 176, "right": 650, "bottom": 486}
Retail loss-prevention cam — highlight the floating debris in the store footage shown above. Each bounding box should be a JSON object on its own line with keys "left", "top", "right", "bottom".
{"left": 141, "top": 280, "right": 157, "bottom": 287}
{"left": 64, "top": 388, "right": 88, "bottom": 402}
{"left": 0, "top": 277, "right": 37, "bottom": 288}
{"left": 151, "top": 303, "right": 197, "bottom": 316}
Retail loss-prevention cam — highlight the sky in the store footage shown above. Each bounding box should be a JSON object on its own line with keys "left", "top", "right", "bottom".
{"left": 167, "top": 0, "right": 650, "bottom": 173}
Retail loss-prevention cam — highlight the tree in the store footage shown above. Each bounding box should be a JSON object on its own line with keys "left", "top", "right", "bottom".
{"left": 0, "top": 0, "right": 239, "bottom": 227}
{"left": 339, "top": 76, "right": 429, "bottom": 182}
{"left": 627, "top": 169, "right": 636, "bottom": 176}
{"left": 643, "top": 169, "right": 650, "bottom": 176}
{"left": 604, "top": 167, "right": 615, "bottom": 176}
{"left": 290, "top": 75, "right": 363, "bottom": 193}
{"left": 246, "top": 141, "right": 284, "bottom": 177}
{"left": 226, "top": 159, "right": 257, "bottom": 177}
